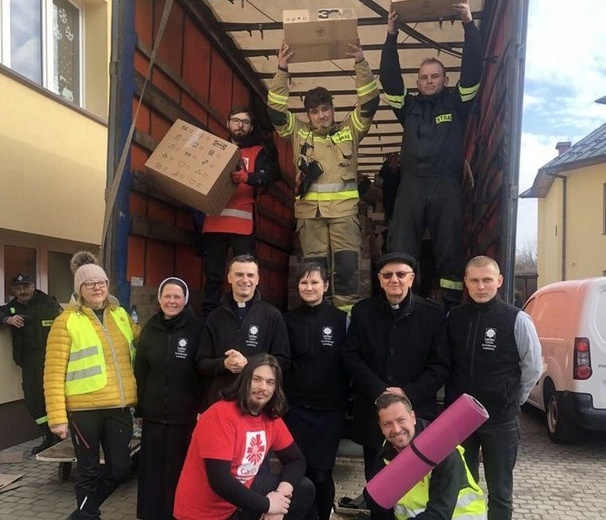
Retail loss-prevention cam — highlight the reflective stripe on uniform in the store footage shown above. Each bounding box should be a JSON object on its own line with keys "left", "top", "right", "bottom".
{"left": 268, "top": 90, "right": 288, "bottom": 106}
{"left": 357, "top": 79, "right": 378, "bottom": 97}
{"left": 68, "top": 345, "right": 100, "bottom": 362}
{"left": 35, "top": 415, "right": 49, "bottom": 425}
{"left": 459, "top": 82, "right": 480, "bottom": 102}
{"left": 301, "top": 190, "right": 359, "bottom": 201}
{"left": 308, "top": 181, "right": 358, "bottom": 193}
{"left": 351, "top": 110, "right": 366, "bottom": 131}
{"left": 385, "top": 93, "right": 405, "bottom": 109}
{"left": 440, "top": 278, "right": 464, "bottom": 291}
{"left": 66, "top": 365, "right": 103, "bottom": 382}
{"left": 277, "top": 112, "right": 295, "bottom": 137}
{"left": 219, "top": 208, "right": 253, "bottom": 220}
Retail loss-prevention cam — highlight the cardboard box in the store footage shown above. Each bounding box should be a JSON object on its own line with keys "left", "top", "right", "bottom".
{"left": 392, "top": 0, "right": 459, "bottom": 23}
{"left": 144, "top": 119, "right": 240, "bottom": 215}
{"left": 283, "top": 8, "right": 358, "bottom": 63}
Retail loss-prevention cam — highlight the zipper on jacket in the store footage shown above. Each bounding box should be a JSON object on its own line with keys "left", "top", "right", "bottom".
{"left": 468, "top": 308, "right": 481, "bottom": 380}
{"left": 95, "top": 310, "right": 126, "bottom": 407}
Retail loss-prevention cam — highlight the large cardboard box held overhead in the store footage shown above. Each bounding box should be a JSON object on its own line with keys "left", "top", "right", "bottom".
{"left": 144, "top": 119, "right": 240, "bottom": 215}
{"left": 283, "top": 8, "right": 358, "bottom": 63}
{"left": 391, "top": 0, "right": 459, "bottom": 23}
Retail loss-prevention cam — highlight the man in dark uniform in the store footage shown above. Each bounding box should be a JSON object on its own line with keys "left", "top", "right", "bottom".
{"left": 446, "top": 256, "right": 542, "bottom": 520}
{"left": 380, "top": 1, "right": 483, "bottom": 308}
{"left": 343, "top": 252, "right": 449, "bottom": 483}
{"left": 1, "top": 274, "right": 63, "bottom": 453}
{"left": 196, "top": 254, "right": 290, "bottom": 408}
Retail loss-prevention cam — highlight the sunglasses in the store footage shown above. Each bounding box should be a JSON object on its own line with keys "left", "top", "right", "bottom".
{"left": 379, "top": 271, "right": 414, "bottom": 280}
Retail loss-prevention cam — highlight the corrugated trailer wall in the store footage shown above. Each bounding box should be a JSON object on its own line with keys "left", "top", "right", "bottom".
{"left": 123, "top": 0, "right": 295, "bottom": 323}
{"left": 462, "top": 0, "right": 527, "bottom": 302}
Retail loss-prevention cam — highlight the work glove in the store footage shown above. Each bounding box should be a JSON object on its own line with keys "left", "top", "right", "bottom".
{"left": 230, "top": 170, "right": 249, "bottom": 184}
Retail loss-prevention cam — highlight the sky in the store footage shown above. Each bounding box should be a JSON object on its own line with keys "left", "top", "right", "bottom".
{"left": 517, "top": 0, "right": 606, "bottom": 250}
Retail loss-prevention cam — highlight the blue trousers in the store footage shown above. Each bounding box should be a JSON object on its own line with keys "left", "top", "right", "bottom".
{"left": 462, "top": 416, "right": 520, "bottom": 520}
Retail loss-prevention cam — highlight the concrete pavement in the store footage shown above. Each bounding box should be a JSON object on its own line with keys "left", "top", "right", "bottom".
{"left": 1, "top": 408, "right": 605, "bottom": 519}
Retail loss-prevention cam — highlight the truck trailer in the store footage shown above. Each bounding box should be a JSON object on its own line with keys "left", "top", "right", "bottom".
{"left": 104, "top": 0, "right": 528, "bottom": 318}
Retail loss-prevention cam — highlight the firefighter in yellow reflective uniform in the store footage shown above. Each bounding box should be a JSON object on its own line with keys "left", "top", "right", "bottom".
{"left": 267, "top": 40, "right": 379, "bottom": 314}
{"left": 368, "top": 393, "right": 487, "bottom": 520}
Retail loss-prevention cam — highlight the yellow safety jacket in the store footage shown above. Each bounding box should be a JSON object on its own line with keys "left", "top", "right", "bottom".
{"left": 267, "top": 60, "right": 379, "bottom": 219}
{"left": 65, "top": 308, "right": 135, "bottom": 396}
{"left": 390, "top": 446, "right": 487, "bottom": 520}
{"left": 44, "top": 305, "right": 138, "bottom": 427}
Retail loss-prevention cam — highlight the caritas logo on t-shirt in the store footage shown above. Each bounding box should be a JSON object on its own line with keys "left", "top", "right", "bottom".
{"left": 235, "top": 430, "right": 267, "bottom": 483}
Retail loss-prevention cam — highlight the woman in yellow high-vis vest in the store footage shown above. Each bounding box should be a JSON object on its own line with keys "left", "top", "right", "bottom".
{"left": 44, "top": 252, "right": 139, "bottom": 520}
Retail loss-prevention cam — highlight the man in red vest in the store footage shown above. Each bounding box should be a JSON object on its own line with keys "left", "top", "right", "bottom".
{"left": 201, "top": 106, "right": 279, "bottom": 318}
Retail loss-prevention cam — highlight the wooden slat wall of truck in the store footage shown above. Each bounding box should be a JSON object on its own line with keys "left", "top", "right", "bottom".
{"left": 127, "top": 0, "right": 295, "bottom": 322}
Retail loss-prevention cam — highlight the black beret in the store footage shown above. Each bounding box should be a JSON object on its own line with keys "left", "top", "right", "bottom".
{"left": 376, "top": 252, "right": 416, "bottom": 272}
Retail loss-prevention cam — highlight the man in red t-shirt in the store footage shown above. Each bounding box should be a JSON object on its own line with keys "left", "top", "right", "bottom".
{"left": 174, "top": 354, "right": 314, "bottom": 520}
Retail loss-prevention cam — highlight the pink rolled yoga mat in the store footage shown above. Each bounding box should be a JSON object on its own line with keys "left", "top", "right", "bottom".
{"left": 366, "top": 393, "right": 489, "bottom": 509}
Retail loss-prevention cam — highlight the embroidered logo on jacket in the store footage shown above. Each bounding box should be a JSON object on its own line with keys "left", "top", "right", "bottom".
{"left": 175, "top": 338, "right": 188, "bottom": 359}
{"left": 246, "top": 325, "right": 260, "bottom": 348}
{"left": 435, "top": 113, "right": 453, "bottom": 124}
{"left": 482, "top": 327, "right": 497, "bottom": 351}
{"left": 321, "top": 326, "right": 335, "bottom": 347}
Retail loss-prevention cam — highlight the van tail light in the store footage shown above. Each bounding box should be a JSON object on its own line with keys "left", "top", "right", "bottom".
{"left": 574, "top": 337, "right": 592, "bottom": 380}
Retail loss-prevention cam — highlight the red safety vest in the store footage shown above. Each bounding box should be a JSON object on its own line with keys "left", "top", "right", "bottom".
{"left": 202, "top": 145, "right": 263, "bottom": 235}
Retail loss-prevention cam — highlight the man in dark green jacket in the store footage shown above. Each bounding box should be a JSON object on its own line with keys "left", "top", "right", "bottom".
{"left": 1, "top": 274, "right": 63, "bottom": 453}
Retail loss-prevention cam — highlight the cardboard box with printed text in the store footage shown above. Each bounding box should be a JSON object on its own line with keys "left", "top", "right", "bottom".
{"left": 391, "top": 0, "right": 459, "bottom": 23}
{"left": 144, "top": 119, "right": 240, "bottom": 215}
{"left": 283, "top": 8, "right": 358, "bottom": 63}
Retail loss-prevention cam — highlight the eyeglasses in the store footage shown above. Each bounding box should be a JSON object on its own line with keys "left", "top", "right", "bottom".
{"left": 229, "top": 117, "right": 251, "bottom": 126}
{"left": 379, "top": 271, "right": 414, "bottom": 280}
{"left": 82, "top": 280, "right": 108, "bottom": 290}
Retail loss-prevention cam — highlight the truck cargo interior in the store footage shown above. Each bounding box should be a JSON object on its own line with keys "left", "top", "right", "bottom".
{"left": 105, "top": 0, "right": 527, "bottom": 315}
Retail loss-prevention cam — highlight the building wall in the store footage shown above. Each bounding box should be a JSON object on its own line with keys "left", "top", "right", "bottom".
{"left": 537, "top": 163, "right": 606, "bottom": 287}
{"left": 0, "top": 75, "right": 107, "bottom": 243}
{"left": 537, "top": 180, "right": 563, "bottom": 287}
{"left": 0, "top": 0, "right": 111, "bottom": 443}
{"left": 565, "top": 164, "right": 606, "bottom": 279}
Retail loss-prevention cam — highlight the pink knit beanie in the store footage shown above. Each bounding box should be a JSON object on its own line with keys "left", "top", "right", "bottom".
{"left": 71, "top": 251, "right": 109, "bottom": 295}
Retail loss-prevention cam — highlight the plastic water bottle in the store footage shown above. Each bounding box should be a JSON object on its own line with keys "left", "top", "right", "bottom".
{"left": 131, "top": 305, "right": 139, "bottom": 325}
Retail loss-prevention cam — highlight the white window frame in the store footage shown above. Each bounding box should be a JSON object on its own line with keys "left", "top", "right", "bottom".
{"left": 0, "top": 0, "right": 84, "bottom": 106}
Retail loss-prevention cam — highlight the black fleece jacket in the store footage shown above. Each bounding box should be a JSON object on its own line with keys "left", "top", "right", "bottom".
{"left": 134, "top": 307, "right": 204, "bottom": 424}
{"left": 283, "top": 300, "right": 349, "bottom": 411}
{"left": 196, "top": 291, "right": 290, "bottom": 407}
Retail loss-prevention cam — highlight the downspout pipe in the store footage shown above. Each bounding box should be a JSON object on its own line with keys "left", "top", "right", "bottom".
{"left": 503, "top": 0, "right": 530, "bottom": 303}
{"left": 549, "top": 173, "right": 567, "bottom": 281}
{"left": 105, "top": 0, "right": 136, "bottom": 309}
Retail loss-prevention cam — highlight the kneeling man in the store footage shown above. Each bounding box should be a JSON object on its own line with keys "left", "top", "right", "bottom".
{"left": 174, "top": 353, "right": 314, "bottom": 520}
{"left": 368, "top": 393, "right": 486, "bottom": 519}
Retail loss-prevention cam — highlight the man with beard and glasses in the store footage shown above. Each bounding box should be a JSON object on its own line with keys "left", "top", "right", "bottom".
{"left": 174, "top": 354, "right": 314, "bottom": 520}
{"left": 199, "top": 105, "right": 279, "bottom": 318}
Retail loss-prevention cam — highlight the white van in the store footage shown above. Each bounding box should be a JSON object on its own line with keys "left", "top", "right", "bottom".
{"left": 523, "top": 277, "right": 606, "bottom": 444}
